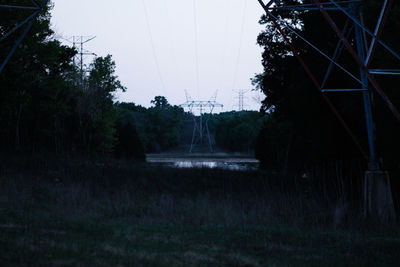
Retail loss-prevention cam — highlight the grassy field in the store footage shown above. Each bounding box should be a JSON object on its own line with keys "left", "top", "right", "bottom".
{"left": 0, "top": 156, "right": 399, "bottom": 266}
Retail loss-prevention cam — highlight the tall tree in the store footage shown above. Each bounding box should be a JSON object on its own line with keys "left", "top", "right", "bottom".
{"left": 76, "top": 55, "right": 126, "bottom": 153}
{"left": 0, "top": 0, "right": 78, "bottom": 152}
{"left": 1, "top": 2, "right": 143, "bottom": 158}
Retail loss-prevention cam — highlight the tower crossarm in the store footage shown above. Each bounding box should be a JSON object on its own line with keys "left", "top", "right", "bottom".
{"left": 180, "top": 101, "right": 223, "bottom": 109}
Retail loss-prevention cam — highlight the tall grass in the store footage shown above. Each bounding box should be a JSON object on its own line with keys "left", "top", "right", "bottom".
{"left": 0, "top": 155, "right": 369, "bottom": 229}
{"left": 1, "top": 155, "right": 399, "bottom": 266}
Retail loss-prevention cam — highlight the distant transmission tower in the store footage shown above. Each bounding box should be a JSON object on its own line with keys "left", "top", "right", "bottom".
{"left": 180, "top": 90, "right": 223, "bottom": 153}
{"left": 61, "top": 36, "right": 96, "bottom": 88}
{"left": 233, "top": 89, "right": 250, "bottom": 111}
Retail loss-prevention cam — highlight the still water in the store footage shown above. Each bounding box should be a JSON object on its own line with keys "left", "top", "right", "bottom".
{"left": 147, "top": 157, "right": 259, "bottom": 171}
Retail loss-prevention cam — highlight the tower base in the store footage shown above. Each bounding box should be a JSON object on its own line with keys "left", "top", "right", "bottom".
{"left": 364, "top": 170, "right": 396, "bottom": 224}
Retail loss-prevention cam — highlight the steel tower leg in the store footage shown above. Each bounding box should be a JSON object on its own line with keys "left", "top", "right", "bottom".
{"left": 353, "top": 5, "right": 395, "bottom": 223}
{"left": 205, "top": 120, "right": 213, "bottom": 153}
{"left": 190, "top": 116, "right": 198, "bottom": 153}
{"left": 354, "top": 8, "right": 376, "bottom": 168}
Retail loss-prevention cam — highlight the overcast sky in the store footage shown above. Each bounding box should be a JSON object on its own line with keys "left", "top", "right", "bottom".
{"left": 51, "top": 0, "right": 266, "bottom": 111}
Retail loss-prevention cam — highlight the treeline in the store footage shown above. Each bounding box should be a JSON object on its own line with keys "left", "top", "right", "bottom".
{"left": 115, "top": 97, "right": 189, "bottom": 153}
{"left": 0, "top": 1, "right": 145, "bottom": 160}
{"left": 212, "top": 111, "right": 263, "bottom": 153}
{"left": 116, "top": 97, "right": 263, "bottom": 154}
{"left": 253, "top": 0, "right": 400, "bottom": 174}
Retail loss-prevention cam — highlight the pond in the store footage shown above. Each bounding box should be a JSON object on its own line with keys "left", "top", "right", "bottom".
{"left": 147, "top": 156, "right": 259, "bottom": 171}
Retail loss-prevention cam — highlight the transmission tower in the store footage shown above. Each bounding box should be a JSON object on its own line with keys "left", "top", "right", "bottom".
{"left": 61, "top": 36, "right": 96, "bottom": 88}
{"left": 233, "top": 89, "right": 250, "bottom": 111}
{"left": 180, "top": 90, "right": 223, "bottom": 153}
{"left": 0, "top": 0, "right": 48, "bottom": 74}
{"left": 257, "top": 0, "right": 398, "bottom": 221}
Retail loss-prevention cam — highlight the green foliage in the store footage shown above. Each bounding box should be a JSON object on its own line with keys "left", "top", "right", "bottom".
{"left": 150, "top": 95, "right": 169, "bottom": 109}
{"left": 115, "top": 97, "right": 188, "bottom": 153}
{"left": 114, "top": 105, "right": 146, "bottom": 161}
{"left": 115, "top": 99, "right": 264, "bottom": 154}
{"left": 76, "top": 55, "right": 126, "bottom": 153}
{"left": 0, "top": 1, "right": 78, "bottom": 152}
{"left": 0, "top": 1, "right": 144, "bottom": 160}
{"left": 213, "top": 111, "right": 264, "bottom": 153}
{"left": 255, "top": 115, "right": 293, "bottom": 170}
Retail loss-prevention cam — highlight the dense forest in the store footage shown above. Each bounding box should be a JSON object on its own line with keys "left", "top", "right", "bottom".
{"left": 253, "top": 0, "right": 400, "bottom": 176}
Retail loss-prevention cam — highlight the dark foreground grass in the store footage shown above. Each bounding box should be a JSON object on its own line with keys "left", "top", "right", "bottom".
{"left": 0, "top": 156, "right": 399, "bottom": 266}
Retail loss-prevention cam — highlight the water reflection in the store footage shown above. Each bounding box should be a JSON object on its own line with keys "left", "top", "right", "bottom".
{"left": 150, "top": 160, "right": 258, "bottom": 171}
{"left": 174, "top": 161, "right": 218, "bottom": 169}
{"left": 147, "top": 155, "right": 259, "bottom": 171}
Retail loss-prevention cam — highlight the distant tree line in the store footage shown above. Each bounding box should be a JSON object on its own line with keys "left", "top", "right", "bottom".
{"left": 211, "top": 111, "right": 263, "bottom": 153}
{"left": 116, "top": 97, "right": 263, "bottom": 154}
{"left": 115, "top": 97, "right": 188, "bottom": 153}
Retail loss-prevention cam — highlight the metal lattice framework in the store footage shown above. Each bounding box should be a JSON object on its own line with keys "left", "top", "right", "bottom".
{"left": 234, "top": 89, "right": 251, "bottom": 111}
{"left": 180, "top": 90, "right": 223, "bottom": 153}
{"left": 0, "top": 0, "right": 48, "bottom": 74}
{"left": 61, "top": 36, "right": 96, "bottom": 73}
{"left": 257, "top": 0, "right": 399, "bottom": 170}
{"left": 60, "top": 36, "right": 97, "bottom": 89}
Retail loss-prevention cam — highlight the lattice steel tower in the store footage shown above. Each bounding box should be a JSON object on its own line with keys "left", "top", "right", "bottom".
{"left": 61, "top": 36, "right": 96, "bottom": 88}
{"left": 257, "top": 0, "right": 398, "bottom": 221}
{"left": 180, "top": 91, "right": 223, "bottom": 153}
{"left": 234, "top": 89, "right": 250, "bottom": 111}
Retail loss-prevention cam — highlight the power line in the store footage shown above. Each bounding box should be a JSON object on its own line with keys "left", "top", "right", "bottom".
{"left": 232, "top": 0, "right": 248, "bottom": 89}
{"left": 163, "top": 0, "right": 179, "bottom": 83}
{"left": 142, "top": 0, "right": 167, "bottom": 94}
{"left": 193, "top": 0, "right": 200, "bottom": 99}
{"left": 218, "top": 0, "right": 231, "bottom": 91}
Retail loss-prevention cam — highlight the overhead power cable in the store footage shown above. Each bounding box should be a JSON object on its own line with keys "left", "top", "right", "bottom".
{"left": 141, "top": 0, "right": 167, "bottom": 94}
{"left": 193, "top": 0, "right": 200, "bottom": 99}
{"left": 232, "top": 0, "right": 248, "bottom": 90}
{"left": 219, "top": 0, "right": 230, "bottom": 91}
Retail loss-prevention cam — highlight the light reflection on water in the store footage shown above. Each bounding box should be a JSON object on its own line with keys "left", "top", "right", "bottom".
{"left": 167, "top": 161, "right": 258, "bottom": 171}
{"left": 174, "top": 161, "right": 218, "bottom": 169}
{"left": 147, "top": 156, "right": 259, "bottom": 171}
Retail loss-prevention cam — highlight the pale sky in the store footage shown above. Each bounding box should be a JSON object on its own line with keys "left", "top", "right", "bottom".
{"left": 51, "top": 0, "right": 266, "bottom": 111}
